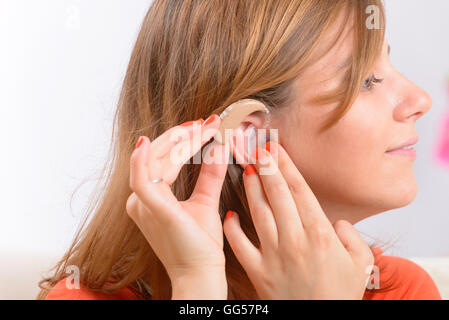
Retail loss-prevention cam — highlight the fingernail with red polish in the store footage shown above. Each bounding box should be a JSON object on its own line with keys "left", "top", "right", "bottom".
{"left": 136, "top": 136, "right": 144, "bottom": 149}
{"left": 203, "top": 114, "right": 218, "bottom": 126}
{"left": 225, "top": 210, "right": 234, "bottom": 219}
{"left": 265, "top": 141, "right": 271, "bottom": 153}
{"left": 244, "top": 164, "right": 257, "bottom": 176}
{"left": 253, "top": 148, "right": 265, "bottom": 160}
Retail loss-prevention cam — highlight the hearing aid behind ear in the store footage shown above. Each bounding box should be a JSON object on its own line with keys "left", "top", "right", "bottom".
{"left": 214, "top": 99, "right": 270, "bottom": 144}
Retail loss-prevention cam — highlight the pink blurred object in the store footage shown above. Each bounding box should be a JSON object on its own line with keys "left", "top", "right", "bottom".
{"left": 434, "top": 79, "right": 449, "bottom": 167}
{"left": 435, "top": 111, "right": 449, "bottom": 167}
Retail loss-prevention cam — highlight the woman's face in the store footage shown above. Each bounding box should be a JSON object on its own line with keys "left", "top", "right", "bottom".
{"left": 273, "top": 24, "right": 432, "bottom": 224}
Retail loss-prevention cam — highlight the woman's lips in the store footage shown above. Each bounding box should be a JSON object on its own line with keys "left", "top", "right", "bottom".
{"left": 385, "top": 135, "right": 418, "bottom": 158}
{"left": 385, "top": 147, "right": 417, "bottom": 158}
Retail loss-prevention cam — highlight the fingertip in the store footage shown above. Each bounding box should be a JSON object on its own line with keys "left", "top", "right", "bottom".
{"left": 223, "top": 210, "right": 239, "bottom": 227}
{"left": 202, "top": 114, "right": 221, "bottom": 128}
{"left": 136, "top": 136, "right": 149, "bottom": 149}
{"left": 244, "top": 164, "right": 257, "bottom": 176}
{"left": 207, "top": 114, "right": 220, "bottom": 125}
{"left": 201, "top": 117, "right": 221, "bottom": 143}
{"left": 130, "top": 136, "right": 152, "bottom": 188}
{"left": 136, "top": 135, "right": 151, "bottom": 151}
{"left": 131, "top": 136, "right": 147, "bottom": 165}
{"left": 135, "top": 136, "right": 144, "bottom": 149}
{"left": 265, "top": 141, "right": 271, "bottom": 153}
{"left": 225, "top": 210, "right": 235, "bottom": 220}
{"left": 251, "top": 147, "right": 263, "bottom": 160}
{"left": 250, "top": 148, "right": 269, "bottom": 168}
{"left": 251, "top": 147, "right": 276, "bottom": 175}
{"left": 265, "top": 140, "right": 279, "bottom": 155}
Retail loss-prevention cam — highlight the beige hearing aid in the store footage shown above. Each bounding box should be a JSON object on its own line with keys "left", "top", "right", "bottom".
{"left": 214, "top": 99, "right": 270, "bottom": 144}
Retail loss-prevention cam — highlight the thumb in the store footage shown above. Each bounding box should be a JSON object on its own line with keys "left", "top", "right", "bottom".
{"left": 333, "top": 220, "right": 374, "bottom": 270}
{"left": 190, "top": 142, "right": 229, "bottom": 207}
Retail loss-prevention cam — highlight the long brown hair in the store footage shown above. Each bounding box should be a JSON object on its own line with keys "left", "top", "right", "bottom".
{"left": 38, "top": 0, "right": 396, "bottom": 300}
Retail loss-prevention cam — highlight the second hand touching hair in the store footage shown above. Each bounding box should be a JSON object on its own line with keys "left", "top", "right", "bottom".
{"left": 38, "top": 0, "right": 435, "bottom": 299}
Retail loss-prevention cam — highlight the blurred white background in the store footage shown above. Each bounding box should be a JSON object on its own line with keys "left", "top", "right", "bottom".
{"left": 0, "top": 0, "right": 448, "bottom": 298}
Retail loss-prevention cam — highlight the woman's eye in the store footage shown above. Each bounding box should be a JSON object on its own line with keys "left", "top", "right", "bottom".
{"left": 363, "top": 73, "right": 384, "bottom": 91}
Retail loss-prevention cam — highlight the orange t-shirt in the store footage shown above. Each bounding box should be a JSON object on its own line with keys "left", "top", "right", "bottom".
{"left": 44, "top": 279, "right": 145, "bottom": 300}
{"left": 44, "top": 248, "right": 442, "bottom": 300}
{"left": 362, "top": 247, "right": 442, "bottom": 300}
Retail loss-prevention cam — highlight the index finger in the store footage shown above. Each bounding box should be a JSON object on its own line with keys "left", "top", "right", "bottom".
{"left": 267, "top": 141, "right": 331, "bottom": 229}
{"left": 252, "top": 147, "right": 305, "bottom": 245}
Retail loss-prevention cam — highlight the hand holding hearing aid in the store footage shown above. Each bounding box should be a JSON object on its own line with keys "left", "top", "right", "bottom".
{"left": 223, "top": 140, "right": 375, "bottom": 300}
{"left": 126, "top": 115, "right": 229, "bottom": 299}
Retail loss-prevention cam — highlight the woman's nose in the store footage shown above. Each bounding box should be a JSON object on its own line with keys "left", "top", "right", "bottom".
{"left": 393, "top": 77, "right": 433, "bottom": 123}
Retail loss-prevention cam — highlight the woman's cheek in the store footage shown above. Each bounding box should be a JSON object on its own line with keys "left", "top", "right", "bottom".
{"left": 316, "top": 113, "right": 386, "bottom": 193}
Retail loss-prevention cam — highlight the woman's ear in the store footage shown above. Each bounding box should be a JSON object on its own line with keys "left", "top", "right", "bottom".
{"left": 230, "top": 114, "right": 270, "bottom": 169}
{"left": 213, "top": 99, "right": 271, "bottom": 168}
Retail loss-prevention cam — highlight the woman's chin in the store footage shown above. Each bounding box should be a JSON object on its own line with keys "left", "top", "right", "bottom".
{"left": 386, "top": 177, "right": 418, "bottom": 209}
{"left": 365, "top": 177, "right": 418, "bottom": 214}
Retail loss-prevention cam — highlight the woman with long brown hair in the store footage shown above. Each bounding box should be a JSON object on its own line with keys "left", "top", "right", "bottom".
{"left": 38, "top": 0, "right": 441, "bottom": 300}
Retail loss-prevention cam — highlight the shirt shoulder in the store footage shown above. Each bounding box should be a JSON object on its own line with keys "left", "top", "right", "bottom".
{"left": 363, "top": 253, "right": 442, "bottom": 300}
{"left": 44, "top": 279, "right": 144, "bottom": 300}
